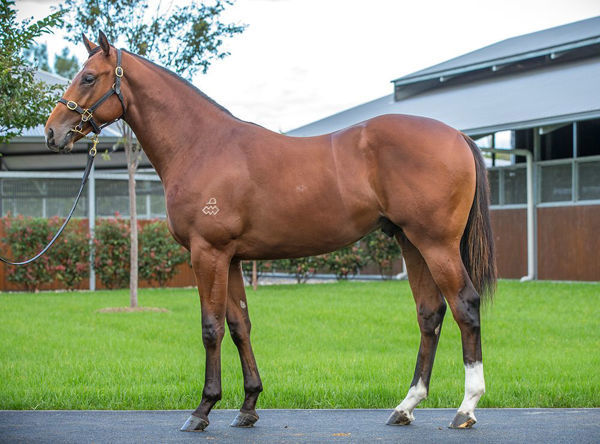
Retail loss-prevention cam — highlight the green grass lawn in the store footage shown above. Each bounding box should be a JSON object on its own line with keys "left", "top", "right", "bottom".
{"left": 0, "top": 280, "right": 598, "bottom": 410}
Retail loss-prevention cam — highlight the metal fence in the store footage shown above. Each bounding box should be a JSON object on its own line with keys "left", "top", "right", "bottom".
{"left": 0, "top": 169, "right": 165, "bottom": 219}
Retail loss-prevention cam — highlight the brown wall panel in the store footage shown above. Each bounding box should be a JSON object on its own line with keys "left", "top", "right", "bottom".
{"left": 537, "top": 205, "right": 600, "bottom": 281}
{"left": 490, "top": 208, "right": 527, "bottom": 279}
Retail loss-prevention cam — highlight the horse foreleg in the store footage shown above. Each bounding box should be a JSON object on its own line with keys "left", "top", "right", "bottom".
{"left": 181, "top": 246, "right": 231, "bottom": 432}
{"left": 387, "top": 235, "right": 446, "bottom": 426}
{"left": 226, "top": 260, "right": 263, "bottom": 427}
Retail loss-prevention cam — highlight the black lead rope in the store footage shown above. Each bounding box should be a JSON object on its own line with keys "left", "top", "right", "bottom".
{"left": 0, "top": 152, "right": 95, "bottom": 266}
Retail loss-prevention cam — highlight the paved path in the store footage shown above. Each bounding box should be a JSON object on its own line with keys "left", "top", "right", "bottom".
{"left": 1, "top": 408, "right": 599, "bottom": 443}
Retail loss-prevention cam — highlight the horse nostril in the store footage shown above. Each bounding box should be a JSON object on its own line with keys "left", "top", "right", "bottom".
{"left": 46, "top": 128, "right": 56, "bottom": 148}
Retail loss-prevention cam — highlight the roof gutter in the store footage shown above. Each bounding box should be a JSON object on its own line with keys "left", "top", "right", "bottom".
{"left": 391, "top": 36, "right": 600, "bottom": 86}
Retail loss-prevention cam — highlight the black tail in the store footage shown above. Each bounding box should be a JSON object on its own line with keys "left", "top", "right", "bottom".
{"left": 460, "top": 134, "right": 497, "bottom": 302}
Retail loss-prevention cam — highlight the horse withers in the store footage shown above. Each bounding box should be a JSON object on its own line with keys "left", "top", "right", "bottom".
{"left": 44, "top": 32, "right": 496, "bottom": 431}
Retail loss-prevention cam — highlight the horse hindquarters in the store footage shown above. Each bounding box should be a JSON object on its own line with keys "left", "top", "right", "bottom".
{"left": 385, "top": 132, "right": 495, "bottom": 428}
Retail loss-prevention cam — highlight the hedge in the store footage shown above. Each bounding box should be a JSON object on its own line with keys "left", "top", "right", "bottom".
{"left": 1, "top": 217, "right": 402, "bottom": 290}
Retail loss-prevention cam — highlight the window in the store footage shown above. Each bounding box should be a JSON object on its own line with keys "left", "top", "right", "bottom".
{"left": 577, "top": 119, "right": 600, "bottom": 157}
{"left": 540, "top": 163, "right": 572, "bottom": 203}
{"left": 541, "top": 124, "right": 573, "bottom": 160}
{"left": 578, "top": 160, "right": 600, "bottom": 201}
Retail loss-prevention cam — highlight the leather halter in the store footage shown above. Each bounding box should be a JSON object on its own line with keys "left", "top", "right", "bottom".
{"left": 58, "top": 48, "right": 126, "bottom": 136}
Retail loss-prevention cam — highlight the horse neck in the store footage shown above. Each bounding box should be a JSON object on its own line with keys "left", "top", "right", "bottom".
{"left": 121, "top": 52, "right": 239, "bottom": 180}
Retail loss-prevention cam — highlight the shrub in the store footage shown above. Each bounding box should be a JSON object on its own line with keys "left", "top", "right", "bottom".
{"left": 139, "top": 220, "right": 189, "bottom": 287}
{"left": 2, "top": 216, "right": 54, "bottom": 291}
{"left": 363, "top": 230, "right": 402, "bottom": 279}
{"left": 241, "top": 260, "right": 275, "bottom": 285}
{"left": 94, "top": 217, "right": 130, "bottom": 289}
{"left": 46, "top": 218, "right": 90, "bottom": 289}
{"left": 321, "top": 243, "right": 366, "bottom": 280}
{"left": 277, "top": 256, "right": 323, "bottom": 283}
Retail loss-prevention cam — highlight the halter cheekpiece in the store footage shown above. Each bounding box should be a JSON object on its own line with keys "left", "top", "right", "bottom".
{"left": 58, "top": 48, "right": 126, "bottom": 137}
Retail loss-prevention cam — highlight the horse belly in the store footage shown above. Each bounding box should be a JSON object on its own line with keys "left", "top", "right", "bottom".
{"left": 235, "top": 166, "right": 379, "bottom": 259}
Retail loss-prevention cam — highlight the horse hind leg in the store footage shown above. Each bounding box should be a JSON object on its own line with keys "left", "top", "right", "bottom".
{"left": 387, "top": 234, "right": 447, "bottom": 426}
{"left": 415, "top": 239, "right": 485, "bottom": 429}
{"left": 226, "top": 260, "right": 263, "bottom": 427}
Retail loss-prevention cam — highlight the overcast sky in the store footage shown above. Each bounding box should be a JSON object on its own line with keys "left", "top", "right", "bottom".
{"left": 15, "top": 0, "right": 600, "bottom": 132}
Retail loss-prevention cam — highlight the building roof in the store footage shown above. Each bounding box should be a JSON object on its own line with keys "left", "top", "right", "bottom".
{"left": 287, "top": 57, "right": 600, "bottom": 138}
{"left": 288, "top": 16, "right": 600, "bottom": 138}
{"left": 394, "top": 16, "right": 600, "bottom": 84}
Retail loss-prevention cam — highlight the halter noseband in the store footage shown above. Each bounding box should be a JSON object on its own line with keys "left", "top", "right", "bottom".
{"left": 58, "top": 48, "right": 126, "bottom": 148}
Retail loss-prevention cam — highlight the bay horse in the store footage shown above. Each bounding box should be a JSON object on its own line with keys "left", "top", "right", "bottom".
{"left": 45, "top": 32, "right": 496, "bottom": 431}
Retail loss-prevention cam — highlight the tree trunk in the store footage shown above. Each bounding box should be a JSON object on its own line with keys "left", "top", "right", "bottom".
{"left": 123, "top": 124, "right": 139, "bottom": 308}
{"left": 252, "top": 260, "right": 258, "bottom": 291}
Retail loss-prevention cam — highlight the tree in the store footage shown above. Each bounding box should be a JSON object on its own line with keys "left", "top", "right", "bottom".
{"left": 23, "top": 42, "right": 51, "bottom": 72}
{"left": 61, "top": 0, "right": 245, "bottom": 307}
{"left": 0, "top": 0, "right": 64, "bottom": 144}
{"left": 54, "top": 47, "right": 79, "bottom": 79}
{"left": 23, "top": 43, "right": 79, "bottom": 80}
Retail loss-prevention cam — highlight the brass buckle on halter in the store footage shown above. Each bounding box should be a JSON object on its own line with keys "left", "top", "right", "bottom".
{"left": 71, "top": 127, "right": 98, "bottom": 157}
{"left": 67, "top": 100, "right": 78, "bottom": 110}
{"left": 115, "top": 66, "right": 123, "bottom": 77}
{"left": 89, "top": 138, "right": 98, "bottom": 157}
{"left": 81, "top": 109, "right": 93, "bottom": 122}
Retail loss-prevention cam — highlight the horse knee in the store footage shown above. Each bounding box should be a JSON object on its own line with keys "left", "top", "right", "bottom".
{"left": 417, "top": 300, "right": 447, "bottom": 336}
{"left": 202, "top": 320, "right": 224, "bottom": 348}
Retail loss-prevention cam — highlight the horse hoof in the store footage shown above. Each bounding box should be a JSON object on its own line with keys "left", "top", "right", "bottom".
{"left": 449, "top": 412, "right": 476, "bottom": 429}
{"left": 386, "top": 409, "right": 413, "bottom": 426}
{"left": 230, "top": 411, "right": 259, "bottom": 427}
{"left": 180, "top": 414, "right": 209, "bottom": 432}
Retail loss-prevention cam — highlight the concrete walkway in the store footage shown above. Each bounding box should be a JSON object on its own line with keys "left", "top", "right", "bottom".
{"left": 1, "top": 408, "right": 599, "bottom": 443}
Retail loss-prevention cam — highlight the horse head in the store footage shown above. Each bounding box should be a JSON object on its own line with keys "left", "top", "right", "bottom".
{"left": 45, "top": 31, "right": 126, "bottom": 152}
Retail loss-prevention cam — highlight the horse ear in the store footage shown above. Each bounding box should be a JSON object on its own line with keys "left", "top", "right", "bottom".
{"left": 82, "top": 33, "right": 97, "bottom": 55}
{"left": 98, "top": 30, "right": 110, "bottom": 56}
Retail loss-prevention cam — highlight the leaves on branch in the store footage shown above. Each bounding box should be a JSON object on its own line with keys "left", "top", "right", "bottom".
{"left": 0, "top": 0, "right": 66, "bottom": 143}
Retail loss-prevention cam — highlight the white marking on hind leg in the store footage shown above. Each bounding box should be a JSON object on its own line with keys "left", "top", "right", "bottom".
{"left": 394, "top": 378, "right": 427, "bottom": 422}
{"left": 457, "top": 362, "right": 485, "bottom": 420}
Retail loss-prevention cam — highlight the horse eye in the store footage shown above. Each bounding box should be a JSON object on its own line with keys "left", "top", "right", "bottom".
{"left": 82, "top": 74, "right": 96, "bottom": 84}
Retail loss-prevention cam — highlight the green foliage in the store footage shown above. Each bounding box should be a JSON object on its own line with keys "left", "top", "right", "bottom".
{"left": 23, "top": 42, "right": 50, "bottom": 71}
{"left": 363, "top": 230, "right": 402, "bottom": 279}
{"left": 0, "top": 0, "right": 65, "bottom": 143}
{"left": 139, "top": 221, "right": 189, "bottom": 287}
{"left": 1, "top": 216, "right": 54, "bottom": 291}
{"left": 277, "top": 257, "right": 323, "bottom": 283}
{"left": 94, "top": 217, "right": 130, "bottom": 289}
{"left": 320, "top": 243, "right": 366, "bottom": 280}
{"left": 61, "top": 0, "right": 245, "bottom": 80}
{"left": 53, "top": 47, "right": 79, "bottom": 79}
{"left": 241, "top": 260, "right": 275, "bottom": 286}
{"left": 44, "top": 218, "right": 90, "bottom": 289}
{"left": 0, "top": 216, "right": 89, "bottom": 291}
